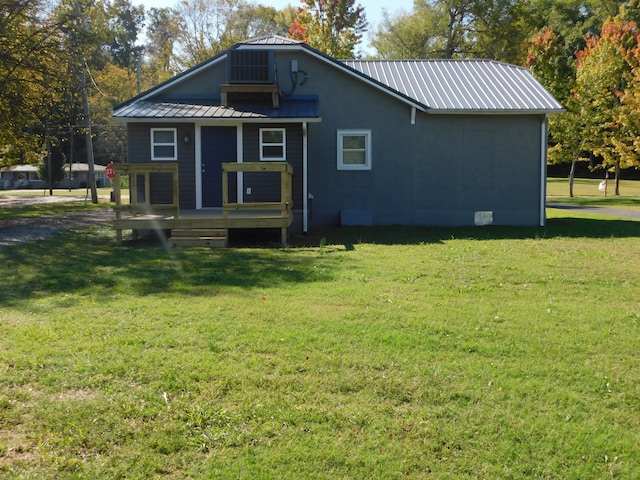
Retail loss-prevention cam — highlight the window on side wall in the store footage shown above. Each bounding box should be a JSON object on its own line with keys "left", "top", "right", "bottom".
{"left": 151, "top": 128, "right": 177, "bottom": 161}
{"left": 260, "top": 128, "right": 286, "bottom": 161}
{"left": 337, "top": 130, "right": 371, "bottom": 170}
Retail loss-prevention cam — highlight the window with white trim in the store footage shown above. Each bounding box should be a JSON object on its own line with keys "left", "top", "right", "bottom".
{"left": 337, "top": 130, "right": 371, "bottom": 170}
{"left": 151, "top": 128, "right": 177, "bottom": 160}
{"left": 260, "top": 128, "right": 286, "bottom": 160}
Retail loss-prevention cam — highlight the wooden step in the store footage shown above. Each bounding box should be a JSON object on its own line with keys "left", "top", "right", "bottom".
{"left": 169, "top": 228, "right": 228, "bottom": 248}
{"left": 171, "top": 228, "right": 227, "bottom": 238}
{"left": 169, "top": 236, "right": 228, "bottom": 248}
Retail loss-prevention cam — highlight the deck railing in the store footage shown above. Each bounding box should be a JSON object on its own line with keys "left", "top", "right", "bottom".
{"left": 112, "top": 162, "right": 180, "bottom": 218}
{"left": 221, "top": 162, "right": 293, "bottom": 219}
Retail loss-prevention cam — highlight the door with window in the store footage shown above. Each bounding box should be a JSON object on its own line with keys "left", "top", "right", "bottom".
{"left": 201, "top": 126, "right": 237, "bottom": 208}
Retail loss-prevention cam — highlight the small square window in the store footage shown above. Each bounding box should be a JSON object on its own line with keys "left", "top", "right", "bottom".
{"left": 151, "top": 128, "right": 177, "bottom": 161}
{"left": 260, "top": 128, "right": 286, "bottom": 160}
{"left": 337, "top": 130, "right": 371, "bottom": 170}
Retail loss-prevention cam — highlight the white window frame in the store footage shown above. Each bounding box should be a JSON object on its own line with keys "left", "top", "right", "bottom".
{"left": 151, "top": 128, "right": 177, "bottom": 161}
{"left": 259, "top": 127, "right": 286, "bottom": 161}
{"left": 337, "top": 129, "right": 371, "bottom": 170}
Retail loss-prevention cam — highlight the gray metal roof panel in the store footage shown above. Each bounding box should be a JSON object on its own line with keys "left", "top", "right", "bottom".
{"left": 240, "top": 35, "right": 301, "bottom": 46}
{"left": 113, "top": 97, "right": 319, "bottom": 120}
{"left": 343, "top": 59, "right": 563, "bottom": 112}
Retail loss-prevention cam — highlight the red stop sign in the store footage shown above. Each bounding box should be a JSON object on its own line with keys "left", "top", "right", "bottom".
{"left": 105, "top": 164, "right": 115, "bottom": 179}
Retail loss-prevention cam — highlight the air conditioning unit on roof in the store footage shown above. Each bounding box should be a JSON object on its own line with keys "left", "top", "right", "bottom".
{"left": 228, "top": 49, "right": 275, "bottom": 84}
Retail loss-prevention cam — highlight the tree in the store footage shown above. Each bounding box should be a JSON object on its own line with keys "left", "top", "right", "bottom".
{"left": 575, "top": 18, "right": 640, "bottom": 195}
{"left": 173, "top": 0, "right": 286, "bottom": 67}
{"left": 0, "top": 0, "right": 67, "bottom": 159}
{"left": 526, "top": 27, "right": 587, "bottom": 196}
{"left": 106, "top": 0, "right": 145, "bottom": 71}
{"left": 371, "top": 0, "right": 527, "bottom": 61}
{"left": 288, "top": 0, "right": 367, "bottom": 58}
{"left": 145, "top": 7, "right": 183, "bottom": 81}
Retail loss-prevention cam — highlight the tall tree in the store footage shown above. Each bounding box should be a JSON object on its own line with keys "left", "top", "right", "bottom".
{"left": 574, "top": 18, "right": 640, "bottom": 195}
{"left": 288, "top": 0, "right": 367, "bottom": 58}
{"left": 172, "top": 0, "right": 287, "bottom": 67}
{"left": 0, "top": 0, "right": 66, "bottom": 160}
{"left": 145, "top": 7, "right": 183, "bottom": 81}
{"left": 106, "top": 0, "right": 145, "bottom": 71}
{"left": 526, "top": 27, "right": 586, "bottom": 196}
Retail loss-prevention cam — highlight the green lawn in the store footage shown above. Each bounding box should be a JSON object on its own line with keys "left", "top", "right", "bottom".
{"left": 547, "top": 177, "right": 640, "bottom": 208}
{"left": 1, "top": 209, "right": 639, "bottom": 478}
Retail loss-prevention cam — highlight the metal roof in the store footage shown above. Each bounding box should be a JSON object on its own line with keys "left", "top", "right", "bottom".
{"left": 113, "top": 97, "right": 320, "bottom": 122}
{"left": 240, "top": 35, "right": 302, "bottom": 46}
{"left": 113, "top": 36, "right": 563, "bottom": 120}
{"left": 343, "top": 59, "right": 564, "bottom": 113}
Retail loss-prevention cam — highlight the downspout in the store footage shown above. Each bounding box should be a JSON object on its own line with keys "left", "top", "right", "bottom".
{"left": 540, "top": 114, "right": 549, "bottom": 227}
{"left": 303, "top": 122, "right": 308, "bottom": 234}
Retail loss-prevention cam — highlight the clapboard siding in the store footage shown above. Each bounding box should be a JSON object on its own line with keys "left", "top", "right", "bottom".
{"left": 242, "top": 124, "right": 303, "bottom": 208}
{"left": 127, "top": 123, "right": 196, "bottom": 209}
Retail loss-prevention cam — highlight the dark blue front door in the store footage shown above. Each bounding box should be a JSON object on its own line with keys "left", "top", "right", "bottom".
{"left": 201, "top": 126, "right": 237, "bottom": 208}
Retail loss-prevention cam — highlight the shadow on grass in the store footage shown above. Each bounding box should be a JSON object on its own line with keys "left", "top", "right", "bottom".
{"left": 1, "top": 216, "right": 638, "bottom": 305}
{"left": 294, "top": 216, "right": 640, "bottom": 248}
{"left": 0, "top": 228, "right": 344, "bottom": 305}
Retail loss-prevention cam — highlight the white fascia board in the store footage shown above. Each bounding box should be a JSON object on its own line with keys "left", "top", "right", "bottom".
{"left": 425, "top": 108, "right": 565, "bottom": 115}
{"left": 132, "top": 56, "right": 228, "bottom": 104}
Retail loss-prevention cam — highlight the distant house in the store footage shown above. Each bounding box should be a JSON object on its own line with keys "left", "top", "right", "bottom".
{"left": 0, "top": 165, "right": 43, "bottom": 189}
{"left": 60, "top": 163, "right": 111, "bottom": 188}
{"left": 113, "top": 35, "right": 563, "bottom": 235}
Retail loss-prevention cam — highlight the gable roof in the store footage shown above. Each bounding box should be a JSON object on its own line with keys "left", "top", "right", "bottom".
{"left": 113, "top": 35, "right": 563, "bottom": 121}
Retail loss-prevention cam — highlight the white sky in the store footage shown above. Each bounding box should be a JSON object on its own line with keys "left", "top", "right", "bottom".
{"left": 136, "top": 0, "right": 415, "bottom": 52}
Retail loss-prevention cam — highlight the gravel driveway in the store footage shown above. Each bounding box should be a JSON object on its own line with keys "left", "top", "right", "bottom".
{"left": 0, "top": 195, "right": 115, "bottom": 247}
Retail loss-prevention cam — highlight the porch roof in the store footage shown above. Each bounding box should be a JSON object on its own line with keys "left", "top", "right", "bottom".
{"left": 113, "top": 96, "right": 320, "bottom": 123}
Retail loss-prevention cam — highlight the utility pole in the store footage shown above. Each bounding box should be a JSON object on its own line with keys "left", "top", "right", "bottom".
{"left": 80, "top": 63, "right": 98, "bottom": 204}
{"left": 74, "top": 1, "right": 98, "bottom": 204}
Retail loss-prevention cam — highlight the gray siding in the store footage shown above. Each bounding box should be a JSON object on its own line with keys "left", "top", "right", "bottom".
{"left": 242, "top": 124, "right": 303, "bottom": 209}
{"left": 124, "top": 47, "right": 546, "bottom": 228}
{"left": 127, "top": 123, "right": 196, "bottom": 209}
{"left": 266, "top": 50, "right": 544, "bottom": 227}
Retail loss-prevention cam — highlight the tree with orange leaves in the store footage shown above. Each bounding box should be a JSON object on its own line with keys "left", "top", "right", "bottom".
{"left": 288, "top": 0, "right": 367, "bottom": 58}
{"left": 574, "top": 17, "right": 640, "bottom": 195}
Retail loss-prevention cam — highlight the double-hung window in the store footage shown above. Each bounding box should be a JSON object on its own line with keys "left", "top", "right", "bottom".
{"left": 151, "top": 128, "right": 177, "bottom": 161}
{"left": 337, "top": 130, "right": 371, "bottom": 170}
{"left": 260, "top": 128, "right": 286, "bottom": 161}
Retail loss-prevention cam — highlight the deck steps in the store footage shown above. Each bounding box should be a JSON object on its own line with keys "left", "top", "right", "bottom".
{"left": 169, "top": 228, "right": 229, "bottom": 248}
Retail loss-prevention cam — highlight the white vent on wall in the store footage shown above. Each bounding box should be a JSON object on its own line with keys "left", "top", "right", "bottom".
{"left": 474, "top": 211, "right": 493, "bottom": 226}
{"left": 228, "top": 50, "right": 275, "bottom": 84}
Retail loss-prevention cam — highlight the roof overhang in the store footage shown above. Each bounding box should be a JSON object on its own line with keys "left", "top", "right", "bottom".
{"left": 114, "top": 97, "right": 322, "bottom": 124}
{"left": 425, "top": 108, "right": 565, "bottom": 115}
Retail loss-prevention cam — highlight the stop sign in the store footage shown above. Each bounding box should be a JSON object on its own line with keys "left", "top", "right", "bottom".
{"left": 105, "top": 164, "right": 115, "bottom": 179}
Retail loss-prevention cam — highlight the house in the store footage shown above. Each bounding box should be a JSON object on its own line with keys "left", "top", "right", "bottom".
{"left": 60, "top": 163, "right": 111, "bottom": 189}
{"left": 113, "top": 35, "right": 563, "bottom": 241}
{"left": 0, "top": 165, "right": 44, "bottom": 189}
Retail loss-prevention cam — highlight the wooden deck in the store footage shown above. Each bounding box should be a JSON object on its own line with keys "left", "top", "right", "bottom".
{"left": 112, "top": 162, "right": 293, "bottom": 246}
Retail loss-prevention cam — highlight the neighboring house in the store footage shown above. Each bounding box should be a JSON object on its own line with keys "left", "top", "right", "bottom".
{"left": 113, "top": 35, "right": 563, "bottom": 234}
{"left": 0, "top": 165, "right": 44, "bottom": 189}
{"left": 60, "top": 163, "right": 110, "bottom": 188}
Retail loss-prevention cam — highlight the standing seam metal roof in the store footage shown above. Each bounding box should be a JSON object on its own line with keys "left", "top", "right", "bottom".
{"left": 113, "top": 37, "right": 563, "bottom": 119}
{"left": 343, "top": 59, "right": 563, "bottom": 112}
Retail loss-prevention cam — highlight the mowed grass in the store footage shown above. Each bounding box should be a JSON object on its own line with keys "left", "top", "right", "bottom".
{"left": 1, "top": 212, "right": 640, "bottom": 478}
{"left": 547, "top": 177, "right": 640, "bottom": 208}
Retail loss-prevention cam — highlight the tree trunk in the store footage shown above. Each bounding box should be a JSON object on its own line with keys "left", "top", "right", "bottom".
{"left": 569, "top": 158, "right": 576, "bottom": 197}
{"left": 614, "top": 159, "right": 620, "bottom": 196}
